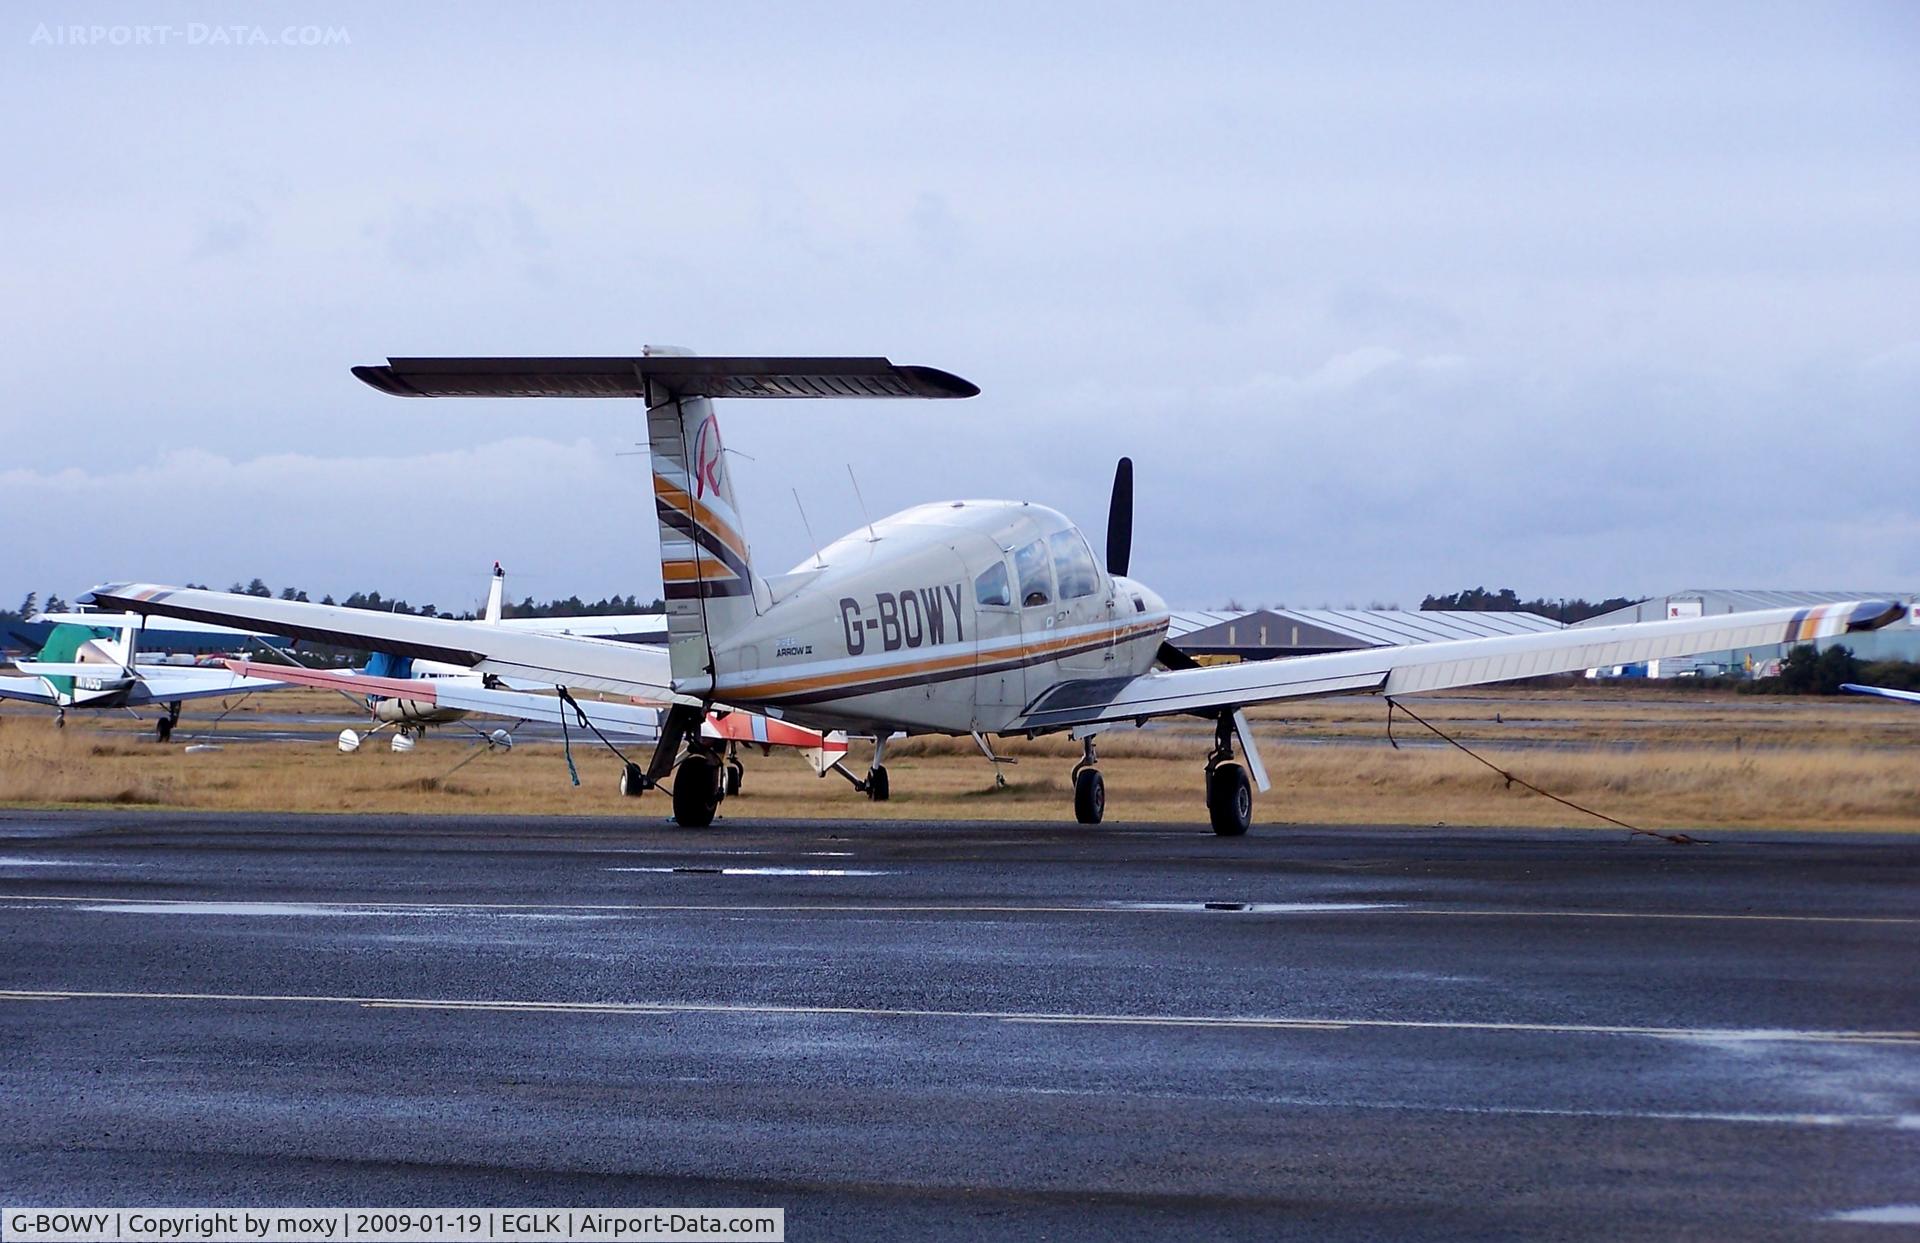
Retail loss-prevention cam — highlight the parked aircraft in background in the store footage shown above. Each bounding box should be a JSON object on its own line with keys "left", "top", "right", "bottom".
{"left": 226, "top": 562, "right": 849, "bottom": 790}
{"left": 0, "top": 616, "right": 287, "bottom": 740}
{"left": 311, "top": 561, "right": 663, "bottom": 751}
{"left": 86, "top": 351, "right": 1907, "bottom": 833}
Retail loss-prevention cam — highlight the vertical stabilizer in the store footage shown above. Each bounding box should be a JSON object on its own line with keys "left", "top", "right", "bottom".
{"left": 644, "top": 351, "right": 765, "bottom": 688}
{"left": 484, "top": 562, "right": 505, "bottom": 624}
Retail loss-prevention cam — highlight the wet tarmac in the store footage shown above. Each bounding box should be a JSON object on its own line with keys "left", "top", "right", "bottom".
{"left": 0, "top": 810, "right": 1915, "bottom": 1240}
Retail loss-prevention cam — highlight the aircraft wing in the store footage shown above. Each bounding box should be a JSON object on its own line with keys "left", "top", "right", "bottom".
{"left": 0, "top": 676, "right": 58, "bottom": 705}
{"left": 1016, "top": 600, "right": 1908, "bottom": 731}
{"left": 497, "top": 614, "right": 668, "bottom": 642}
{"left": 1841, "top": 683, "right": 1920, "bottom": 706}
{"left": 224, "top": 660, "right": 665, "bottom": 739}
{"left": 80, "top": 584, "right": 682, "bottom": 703}
{"left": 223, "top": 661, "right": 847, "bottom": 758}
{"left": 128, "top": 668, "right": 292, "bottom": 704}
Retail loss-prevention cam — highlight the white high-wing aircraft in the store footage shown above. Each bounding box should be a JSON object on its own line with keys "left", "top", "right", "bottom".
{"left": 0, "top": 615, "right": 288, "bottom": 739}
{"left": 84, "top": 351, "right": 1906, "bottom": 833}
{"left": 312, "top": 560, "right": 666, "bottom": 752}
{"left": 246, "top": 561, "right": 846, "bottom": 790}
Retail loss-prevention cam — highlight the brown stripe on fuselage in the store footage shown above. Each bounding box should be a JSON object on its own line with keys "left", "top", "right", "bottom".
{"left": 720, "top": 618, "right": 1167, "bottom": 704}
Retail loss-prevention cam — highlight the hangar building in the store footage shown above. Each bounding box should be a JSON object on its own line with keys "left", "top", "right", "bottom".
{"left": 1167, "top": 607, "right": 1563, "bottom": 662}
{"left": 1574, "top": 589, "right": 1920, "bottom": 674}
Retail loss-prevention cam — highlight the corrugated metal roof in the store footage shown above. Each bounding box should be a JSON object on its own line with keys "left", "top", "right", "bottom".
{"left": 1168, "top": 607, "right": 1562, "bottom": 648}
{"left": 1166, "top": 609, "right": 1244, "bottom": 639}
{"left": 1283, "top": 609, "right": 1562, "bottom": 645}
{"left": 1577, "top": 589, "right": 1917, "bottom": 628}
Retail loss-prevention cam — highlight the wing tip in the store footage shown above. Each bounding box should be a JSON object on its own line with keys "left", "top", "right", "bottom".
{"left": 352, "top": 364, "right": 424, "bottom": 397}
{"left": 1847, "top": 600, "right": 1908, "bottom": 632}
{"left": 897, "top": 364, "right": 980, "bottom": 399}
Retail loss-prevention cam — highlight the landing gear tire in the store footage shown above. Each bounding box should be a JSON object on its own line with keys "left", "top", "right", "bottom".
{"left": 865, "top": 765, "right": 890, "bottom": 802}
{"left": 1073, "top": 768, "right": 1105, "bottom": 824}
{"left": 154, "top": 717, "right": 173, "bottom": 744}
{"left": 672, "top": 753, "right": 722, "bottom": 827}
{"left": 725, "top": 760, "right": 745, "bottom": 797}
{"left": 1207, "top": 762, "right": 1252, "bottom": 837}
{"left": 619, "top": 761, "right": 646, "bottom": 798}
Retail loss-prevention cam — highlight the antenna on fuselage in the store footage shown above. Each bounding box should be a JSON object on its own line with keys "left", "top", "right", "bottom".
{"left": 792, "top": 489, "right": 828, "bottom": 569}
{"left": 847, "top": 464, "right": 879, "bottom": 544}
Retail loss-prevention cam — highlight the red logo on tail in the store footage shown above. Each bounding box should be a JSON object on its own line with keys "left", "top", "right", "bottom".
{"left": 692, "top": 416, "right": 725, "bottom": 500}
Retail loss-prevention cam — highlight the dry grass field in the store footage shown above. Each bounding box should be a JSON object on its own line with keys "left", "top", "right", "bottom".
{"left": 2, "top": 683, "right": 1917, "bottom": 830}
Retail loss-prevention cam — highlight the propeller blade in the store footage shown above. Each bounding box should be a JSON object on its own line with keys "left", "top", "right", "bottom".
{"left": 1106, "top": 456, "right": 1133, "bottom": 576}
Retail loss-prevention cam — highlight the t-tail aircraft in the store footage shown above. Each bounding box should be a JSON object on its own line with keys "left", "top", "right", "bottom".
{"left": 0, "top": 615, "right": 287, "bottom": 739}
{"left": 84, "top": 351, "right": 1908, "bottom": 832}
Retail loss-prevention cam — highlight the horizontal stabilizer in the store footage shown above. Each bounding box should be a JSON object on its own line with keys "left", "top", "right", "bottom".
{"left": 353, "top": 356, "right": 978, "bottom": 401}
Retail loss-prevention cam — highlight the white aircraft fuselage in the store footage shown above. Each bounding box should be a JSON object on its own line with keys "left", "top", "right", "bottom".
{"left": 700, "top": 499, "right": 1168, "bottom": 736}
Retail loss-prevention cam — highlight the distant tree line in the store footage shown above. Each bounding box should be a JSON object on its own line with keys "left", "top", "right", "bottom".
{"left": 1420, "top": 586, "right": 1640, "bottom": 624}
{"left": 3, "top": 582, "right": 664, "bottom": 626}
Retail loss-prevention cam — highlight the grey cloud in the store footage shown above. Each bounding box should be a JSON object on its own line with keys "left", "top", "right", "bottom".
{"left": 0, "top": 2, "right": 1914, "bottom": 608}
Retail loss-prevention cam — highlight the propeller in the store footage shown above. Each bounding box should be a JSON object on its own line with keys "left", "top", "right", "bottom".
{"left": 1105, "top": 456, "right": 1133, "bottom": 577}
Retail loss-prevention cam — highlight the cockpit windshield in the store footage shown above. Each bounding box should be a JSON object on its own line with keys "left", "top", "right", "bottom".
{"left": 1013, "top": 539, "right": 1052, "bottom": 608}
{"left": 1049, "top": 529, "right": 1100, "bottom": 599}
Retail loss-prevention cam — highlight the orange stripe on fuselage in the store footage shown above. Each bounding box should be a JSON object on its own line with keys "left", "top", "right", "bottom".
{"left": 720, "top": 618, "right": 1167, "bottom": 702}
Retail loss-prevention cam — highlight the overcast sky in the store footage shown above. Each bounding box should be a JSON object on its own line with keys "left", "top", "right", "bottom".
{"left": 2, "top": 2, "right": 1915, "bottom": 613}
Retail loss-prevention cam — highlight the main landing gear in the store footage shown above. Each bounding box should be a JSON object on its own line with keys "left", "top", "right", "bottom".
{"left": 1204, "top": 715, "right": 1253, "bottom": 837}
{"left": 725, "top": 743, "right": 746, "bottom": 797}
{"left": 862, "top": 734, "right": 890, "bottom": 801}
{"left": 672, "top": 747, "right": 726, "bottom": 828}
{"left": 1072, "top": 738, "right": 1104, "bottom": 824}
{"left": 1064, "top": 716, "right": 1257, "bottom": 835}
{"left": 612, "top": 705, "right": 730, "bottom": 827}
{"left": 154, "top": 702, "right": 181, "bottom": 744}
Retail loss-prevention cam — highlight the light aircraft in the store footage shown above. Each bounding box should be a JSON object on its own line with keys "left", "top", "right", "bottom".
{"left": 0, "top": 615, "right": 287, "bottom": 740}
{"left": 300, "top": 561, "right": 664, "bottom": 753}
{"left": 85, "top": 351, "right": 1907, "bottom": 833}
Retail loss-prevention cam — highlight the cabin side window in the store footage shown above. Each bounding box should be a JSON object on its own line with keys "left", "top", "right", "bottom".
{"left": 974, "top": 560, "right": 1012, "bottom": 608}
{"left": 1013, "top": 539, "right": 1052, "bottom": 608}
{"left": 1049, "top": 529, "right": 1100, "bottom": 599}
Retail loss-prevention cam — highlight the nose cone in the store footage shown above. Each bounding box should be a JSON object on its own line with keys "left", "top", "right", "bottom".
{"left": 1111, "top": 574, "right": 1167, "bottom": 618}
